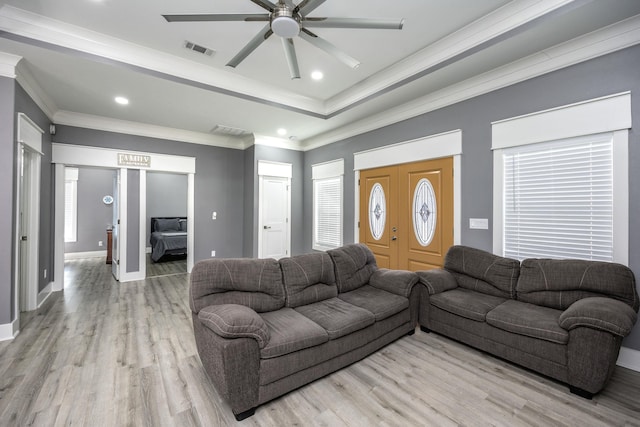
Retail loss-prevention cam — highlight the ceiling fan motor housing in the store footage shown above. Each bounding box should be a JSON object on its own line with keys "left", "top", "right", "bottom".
{"left": 271, "top": 5, "right": 301, "bottom": 38}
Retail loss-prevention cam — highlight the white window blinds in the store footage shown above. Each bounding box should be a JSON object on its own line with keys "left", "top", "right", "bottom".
{"left": 312, "top": 159, "right": 344, "bottom": 251}
{"left": 502, "top": 133, "right": 613, "bottom": 261}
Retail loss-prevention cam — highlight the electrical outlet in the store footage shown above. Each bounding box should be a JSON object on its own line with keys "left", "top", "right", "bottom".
{"left": 211, "top": 250, "right": 216, "bottom": 257}
{"left": 98, "top": 240, "right": 103, "bottom": 247}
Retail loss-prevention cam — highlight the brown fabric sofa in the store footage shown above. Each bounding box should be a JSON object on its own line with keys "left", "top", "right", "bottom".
{"left": 417, "top": 245, "right": 639, "bottom": 398}
{"left": 190, "top": 243, "right": 419, "bottom": 420}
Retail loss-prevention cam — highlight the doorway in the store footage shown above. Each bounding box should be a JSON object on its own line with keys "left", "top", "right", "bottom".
{"left": 360, "top": 157, "right": 454, "bottom": 270}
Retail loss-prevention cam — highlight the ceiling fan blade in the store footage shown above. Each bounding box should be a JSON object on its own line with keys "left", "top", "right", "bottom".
{"left": 249, "top": 0, "right": 277, "bottom": 12}
{"left": 299, "top": 29, "right": 360, "bottom": 69}
{"left": 163, "top": 14, "right": 269, "bottom": 22}
{"left": 281, "top": 38, "right": 300, "bottom": 79}
{"left": 295, "top": 0, "right": 326, "bottom": 16}
{"left": 227, "top": 24, "right": 273, "bottom": 68}
{"left": 303, "top": 17, "right": 404, "bottom": 30}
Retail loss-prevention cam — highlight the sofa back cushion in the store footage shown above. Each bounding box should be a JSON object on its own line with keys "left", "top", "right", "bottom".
{"left": 280, "top": 252, "right": 337, "bottom": 308}
{"left": 328, "top": 244, "right": 378, "bottom": 293}
{"left": 189, "top": 258, "right": 285, "bottom": 314}
{"left": 517, "top": 259, "right": 638, "bottom": 311}
{"left": 444, "top": 245, "right": 520, "bottom": 299}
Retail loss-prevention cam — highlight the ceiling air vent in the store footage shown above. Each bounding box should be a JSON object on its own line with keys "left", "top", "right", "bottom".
{"left": 210, "top": 125, "right": 252, "bottom": 137}
{"left": 184, "top": 41, "right": 214, "bottom": 56}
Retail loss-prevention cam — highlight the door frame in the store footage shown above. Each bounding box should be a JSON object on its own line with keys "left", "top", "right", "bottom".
{"left": 52, "top": 144, "right": 195, "bottom": 288}
{"left": 353, "top": 129, "right": 462, "bottom": 245}
{"left": 13, "top": 113, "right": 43, "bottom": 322}
{"left": 257, "top": 161, "right": 292, "bottom": 259}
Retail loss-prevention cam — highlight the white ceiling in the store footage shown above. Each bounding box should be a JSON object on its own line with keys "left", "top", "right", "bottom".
{"left": 0, "top": 0, "right": 639, "bottom": 150}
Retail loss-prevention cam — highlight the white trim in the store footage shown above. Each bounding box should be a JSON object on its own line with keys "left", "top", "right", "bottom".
{"left": 354, "top": 170, "right": 360, "bottom": 243}
{"left": 491, "top": 92, "right": 632, "bottom": 149}
{"left": 17, "top": 112, "right": 44, "bottom": 153}
{"left": 37, "top": 282, "right": 52, "bottom": 308}
{"left": 492, "top": 150, "right": 504, "bottom": 256}
{"left": 0, "top": 51, "right": 21, "bottom": 78}
{"left": 137, "top": 170, "right": 146, "bottom": 280}
{"left": 617, "top": 346, "right": 640, "bottom": 372}
{"left": 64, "top": 250, "right": 108, "bottom": 259}
{"left": 53, "top": 164, "right": 65, "bottom": 292}
{"left": 312, "top": 159, "right": 344, "bottom": 180}
{"left": 612, "top": 130, "right": 629, "bottom": 265}
{"left": 52, "top": 143, "right": 195, "bottom": 174}
{"left": 453, "top": 155, "right": 461, "bottom": 245}
{"left": 117, "top": 168, "right": 128, "bottom": 280}
{"left": 187, "top": 173, "right": 195, "bottom": 273}
{"left": 15, "top": 64, "right": 56, "bottom": 121}
{"left": 257, "top": 160, "right": 293, "bottom": 179}
{"left": 353, "top": 130, "right": 462, "bottom": 171}
{"left": 0, "top": 319, "right": 19, "bottom": 342}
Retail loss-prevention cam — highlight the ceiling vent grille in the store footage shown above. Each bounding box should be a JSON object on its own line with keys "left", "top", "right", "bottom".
{"left": 210, "top": 125, "right": 252, "bottom": 137}
{"left": 184, "top": 41, "right": 214, "bottom": 56}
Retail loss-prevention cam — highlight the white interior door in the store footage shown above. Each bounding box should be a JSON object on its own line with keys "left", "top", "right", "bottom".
{"left": 112, "top": 171, "right": 120, "bottom": 280}
{"left": 259, "top": 176, "right": 290, "bottom": 259}
{"left": 18, "top": 147, "right": 38, "bottom": 312}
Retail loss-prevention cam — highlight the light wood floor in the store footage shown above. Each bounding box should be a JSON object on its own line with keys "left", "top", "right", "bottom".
{"left": 146, "top": 254, "right": 187, "bottom": 278}
{"left": 1, "top": 258, "right": 639, "bottom": 426}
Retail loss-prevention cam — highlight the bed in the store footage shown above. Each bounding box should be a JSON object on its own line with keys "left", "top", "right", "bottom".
{"left": 150, "top": 217, "right": 187, "bottom": 262}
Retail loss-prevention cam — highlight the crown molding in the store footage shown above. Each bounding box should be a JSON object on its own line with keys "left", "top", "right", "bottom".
{"left": 0, "top": 5, "right": 322, "bottom": 115}
{"left": 53, "top": 110, "right": 251, "bottom": 150}
{"left": 254, "top": 134, "right": 305, "bottom": 151}
{"left": 324, "top": 0, "right": 575, "bottom": 115}
{"left": 301, "top": 14, "right": 640, "bottom": 151}
{"left": 15, "top": 62, "right": 57, "bottom": 120}
{"left": 0, "top": 51, "right": 21, "bottom": 78}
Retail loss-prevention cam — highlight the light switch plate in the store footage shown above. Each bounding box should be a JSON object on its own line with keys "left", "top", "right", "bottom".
{"left": 469, "top": 218, "right": 489, "bottom": 230}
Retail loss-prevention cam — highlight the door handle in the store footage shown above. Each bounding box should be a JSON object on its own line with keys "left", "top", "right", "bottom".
{"left": 21, "top": 235, "right": 27, "bottom": 241}
{"left": 263, "top": 226, "right": 272, "bottom": 229}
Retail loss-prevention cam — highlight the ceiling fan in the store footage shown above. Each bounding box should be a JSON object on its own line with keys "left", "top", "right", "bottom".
{"left": 163, "top": 0, "right": 404, "bottom": 79}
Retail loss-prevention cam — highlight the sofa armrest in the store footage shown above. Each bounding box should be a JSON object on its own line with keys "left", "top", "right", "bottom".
{"left": 559, "top": 297, "right": 638, "bottom": 337}
{"left": 417, "top": 269, "right": 458, "bottom": 295}
{"left": 198, "top": 304, "right": 270, "bottom": 348}
{"left": 370, "top": 269, "right": 419, "bottom": 297}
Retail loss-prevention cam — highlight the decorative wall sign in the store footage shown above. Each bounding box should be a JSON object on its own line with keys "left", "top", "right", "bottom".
{"left": 368, "top": 183, "right": 386, "bottom": 240}
{"left": 413, "top": 178, "right": 437, "bottom": 246}
{"left": 117, "top": 153, "right": 151, "bottom": 167}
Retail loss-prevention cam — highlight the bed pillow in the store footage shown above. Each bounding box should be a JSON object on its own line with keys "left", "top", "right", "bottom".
{"left": 179, "top": 219, "right": 187, "bottom": 232}
{"left": 155, "top": 218, "right": 181, "bottom": 232}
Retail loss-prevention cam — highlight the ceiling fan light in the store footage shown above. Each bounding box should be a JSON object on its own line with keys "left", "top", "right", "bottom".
{"left": 272, "top": 16, "right": 300, "bottom": 38}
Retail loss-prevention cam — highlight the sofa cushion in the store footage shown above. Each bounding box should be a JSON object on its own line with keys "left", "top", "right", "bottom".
{"left": 198, "top": 304, "right": 270, "bottom": 349}
{"left": 339, "top": 285, "right": 409, "bottom": 321}
{"left": 486, "top": 300, "right": 568, "bottom": 344}
{"left": 430, "top": 289, "right": 506, "bottom": 322}
{"left": 280, "top": 252, "right": 337, "bottom": 308}
{"left": 260, "top": 308, "right": 329, "bottom": 359}
{"left": 517, "top": 259, "right": 638, "bottom": 311}
{"left": 444, "top": 245, "right": 520, "bottom": 299}
{"left": 190, "top": 258, "right": 285, "bottom": 314}
{"left": 295, "top": 298, "right": 375, "bottom": 339}
{"left": 328, "top": 244, "right": 378, "bottom": 293}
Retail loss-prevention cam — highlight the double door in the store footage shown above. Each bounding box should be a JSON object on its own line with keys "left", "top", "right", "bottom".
{"left": 359, "top": 158, "right": 453, "bottom": 270}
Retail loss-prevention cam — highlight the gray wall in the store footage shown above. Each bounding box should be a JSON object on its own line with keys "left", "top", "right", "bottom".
{"left": 0, "top": 77, "right": 15, "bottom": 324}
{"left": 303, "top": 44, "right": 640, "bottom": 350}
{"left": 146, "top": 172, "right": 188, "bottom": 247}
{"left": 64, "top": 167, "right": 115, "bottom": 253}
{"left": 53, "top": 127, "right": 245, "bottom": 261}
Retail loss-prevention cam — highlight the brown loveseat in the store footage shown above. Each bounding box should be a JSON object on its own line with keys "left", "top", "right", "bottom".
{"left": 417, "top": 245, "right": 639, "bottom": 398}
{"left": 189, "top": 244, "right": 419, "bottom": 420}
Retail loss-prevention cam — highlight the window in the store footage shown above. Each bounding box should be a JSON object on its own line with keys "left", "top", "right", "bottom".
{"left": 502, "top": 133, "right": 613, "bottom": 261}
{"left": 493, "top": 92, "right": 630, "bottom": 263}
{"left": 64, "top": 167, "right": 78, "bottom": 242}
{"left": 312, "top": 159, "right": 344, "bottom": 251}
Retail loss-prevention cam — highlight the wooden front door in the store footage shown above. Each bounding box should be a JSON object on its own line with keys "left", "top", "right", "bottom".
{"left": 359, "top": 158, "right": 453, "bottom": 270}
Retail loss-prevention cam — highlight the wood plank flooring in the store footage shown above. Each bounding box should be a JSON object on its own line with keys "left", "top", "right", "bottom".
{"left": 146, "top": 254, "right": 186, "bottom": 278}
{"left": 1, "top": 257, "right": 639, "bottom": 426}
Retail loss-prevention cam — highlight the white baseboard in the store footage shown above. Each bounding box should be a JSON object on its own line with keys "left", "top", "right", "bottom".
{"left": 0, "top": 318, "right": 19, "bottom": 342}
{"left": 65, "top": 250, "right": 107, "bottom": 260}
{"left": 617, "top": 346, "right": 640, "bottom": 372}
{"left": 37, "top": 282, "right": 53, "bottom": 308}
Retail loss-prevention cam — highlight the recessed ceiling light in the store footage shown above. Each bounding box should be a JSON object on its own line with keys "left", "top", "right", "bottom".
{"left": 311, "top": 70, "right": 324, "bottom": 80}
{"left": 115, "top": 96, "right": 129, "bottom": 105}
{"left": 277, "top": 128, "right": 287, "bottom": 136}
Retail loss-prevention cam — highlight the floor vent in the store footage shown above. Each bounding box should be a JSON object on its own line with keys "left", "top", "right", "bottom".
{"left": 184, "top": 41, "right": 214, "bottom": 56}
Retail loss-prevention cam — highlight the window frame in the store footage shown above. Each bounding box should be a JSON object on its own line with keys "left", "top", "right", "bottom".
{"left": 312, "top": 159, "right": 344, "bottom": 251}
{"left": 64, "top": 167, "right": 78, "bottom": 243}
{"left": 492, "top": 92, "right": 630, "bottom": 264}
